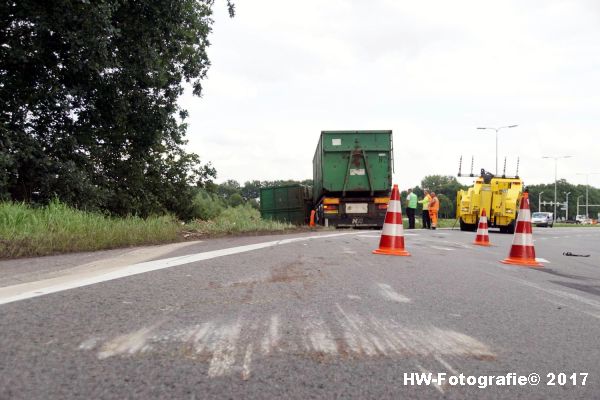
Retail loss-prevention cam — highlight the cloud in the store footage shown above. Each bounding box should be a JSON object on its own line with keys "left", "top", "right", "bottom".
{"left": 181, "top": 0, "right": 600, "bottom": 188}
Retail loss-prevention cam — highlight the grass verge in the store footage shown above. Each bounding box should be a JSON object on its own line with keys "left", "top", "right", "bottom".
{"left": 0, "top": 201, "right": 298, "bottom": 259}
{"left": 0, "top": 201, "right": 180, "bottom": 259}
{"left": 553, "top": 223, "right": 599, "bottom": 228}
{"left": 404, "top": 218, "right": 458, "bottom": 229}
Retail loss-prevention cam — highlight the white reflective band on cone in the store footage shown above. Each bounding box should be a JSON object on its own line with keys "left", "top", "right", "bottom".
{"left": 512, "top": 233, "right": 533, "bottom": 246}
{"left": 517, "top": 209, "right": 531, "bottom": 221}
{"left": 382, "top": 222, "right": 403, "bottom": 237}
{"left": 387, "top": 200, "right": 402, "bottom": 213}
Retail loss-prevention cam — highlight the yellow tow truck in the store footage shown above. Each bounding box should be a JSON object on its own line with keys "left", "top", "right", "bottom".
{"left": 456, "top": 169, "right": 523, "bottom": 233}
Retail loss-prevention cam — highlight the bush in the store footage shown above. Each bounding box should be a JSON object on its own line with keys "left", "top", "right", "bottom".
{"left": 228, "top": 193, "right": 244, "bottom": 207}
{"left": 191, "top": 189, "right": 225, "bottom": 220}
{"left": 188, "top": 203, "right": 293, "bottom": 235}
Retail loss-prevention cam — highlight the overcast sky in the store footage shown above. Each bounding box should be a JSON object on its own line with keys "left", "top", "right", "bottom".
{"left": 180, "top": 0, "right": 600, "bottom": 190}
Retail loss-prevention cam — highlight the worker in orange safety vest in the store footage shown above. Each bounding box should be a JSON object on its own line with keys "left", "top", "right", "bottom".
{"left": 428, "top": 192, "right": 439, "bottom": 230}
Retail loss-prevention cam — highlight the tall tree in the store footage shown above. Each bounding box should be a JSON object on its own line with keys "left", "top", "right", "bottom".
{"left": 0, "top": 1, "right": 232, "bottom": 217}
{"left": 420, "top": 175, "right": 467, "bottom": 217}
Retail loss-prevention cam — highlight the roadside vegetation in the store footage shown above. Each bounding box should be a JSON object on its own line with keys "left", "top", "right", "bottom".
{"left": 553, "top": 223, "right": 599, "bottom": 228}
{"left": 0, "top": 201, "right": 180, "bottom": 259}
{"left": 187, "top": 204, "right": 294, "bottom": 236}
{"left": 0, "top": 200, "right": 296, "bottom": 259}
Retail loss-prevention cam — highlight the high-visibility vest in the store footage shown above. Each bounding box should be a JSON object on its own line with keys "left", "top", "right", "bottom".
{"left": 407, "top": 192, "right": 418, "bottom": 208}
{"left": 429, "top": 196, "right": 439, "bottom": 212}
{"left": 419, "top": 194, "right": 431, "bottom": 210}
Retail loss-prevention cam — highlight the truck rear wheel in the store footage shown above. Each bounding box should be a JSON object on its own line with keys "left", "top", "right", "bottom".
{"left": 459, "top": 219, "right": 477, "bottom": 232}
{"left": 500, "top": 221, "right": 515, "bottom": 234}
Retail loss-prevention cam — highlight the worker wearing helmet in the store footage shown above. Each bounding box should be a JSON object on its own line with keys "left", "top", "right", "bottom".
{"left": 429, "top": 192, "right": 439, "bottom": 230}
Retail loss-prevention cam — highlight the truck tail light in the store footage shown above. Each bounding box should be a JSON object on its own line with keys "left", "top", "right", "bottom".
{"left": 324, "top": 204, "right": 338, "bottom": 213}
{"left": 378, "top": 204, "right": 388, "bottom": 210}
{"left": 323, "top": 197, "right": 340, "bottom": 205}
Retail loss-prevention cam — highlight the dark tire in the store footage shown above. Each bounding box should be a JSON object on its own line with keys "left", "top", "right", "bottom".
{"left": 459, "top": 219, "right": 477, "bottom": 232}
{"left": 503, "top": 221, "right": 516, "bottom": 234}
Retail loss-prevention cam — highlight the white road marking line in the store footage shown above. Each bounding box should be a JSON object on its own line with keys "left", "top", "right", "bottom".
{"left": 481, "top": 270, "right": 600, "bottom": 313}
{"left": 347, "top": 294, "right": 361, "bottom": 300}
{"left": 191, "top": 323, "right": 215, "bottom": 353}
{"left": 97, "top": 325, "right": 156, "bottom": 359}
{"left": 335, "top": 304, "right": 377, "bottom": 355}
{"left": 0, "top": 231, "right": 364, "bottom": 306}
{"left": 78, "top": 337, "right": 102, "bottom": 351}
{"left": 416, "top": 364, "right": 445, "bottom": 394}
{"left": 261, "top": 314, "right": 280, "bottom": 354}
{"left": 357, "top": 234, "right": 381, "bottom": 238}
{"left": 87, "top": 311, "right": 496, "bottom": 377}
{"left": 535, "top": 258, "right": 550, "bottom": 263}
{"left": 207, "top": 322, "right": 241, "bottom": 377}
{"left": 241, "top": 344, "right": 253, "bottom": 380}
{"left": 430, "top": 246, "right": 455, "bottom": 251}
{"left": 335, "top": 304, "right": 495, "bottom": 359}
{"left": 404, "top": 233, "right": 420, "bottom": 236}
{"left": 377, "top": 283, "right": 411, "bottom": 303}
{"left": 434, "top": 355, "right": 458, "bottom": 375}
{"left": 545, "top": 298, "right": 600, "bottom": 320}
{"left": 306, "top": 318, "right": 337, "bottom": 354}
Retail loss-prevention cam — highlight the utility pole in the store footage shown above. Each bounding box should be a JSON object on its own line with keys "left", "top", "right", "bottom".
{"left": 577, "top": 195, "right": 583, "bottom": 217}
{"left": 565, "top": 192, "right": 571, "bottom": 221}
{"left": 576, "top": 172, "right": 600, "bottom": 217}
{"left": 476, "top": 125, "right": 518, "bottom": 175}
{"left": 542, "top": 155, "right": 572, "bottom": 222}
{"left": 538, "top": 191, "right": 544, "bottom": 212}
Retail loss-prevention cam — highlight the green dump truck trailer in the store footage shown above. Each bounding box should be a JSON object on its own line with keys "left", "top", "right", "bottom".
{"left": 313, "top": 130, "right": 393, "bottom": 228}
{"left": 260, "top": 184, "right": 312, "bottom": 225}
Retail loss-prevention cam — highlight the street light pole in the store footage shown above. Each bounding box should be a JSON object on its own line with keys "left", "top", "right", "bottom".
{"left": 538, "top": 191, "right": 544, "bottom": 212}
{"left": 565, "top": 192, "right": 571, "bottom": 221}
{"left": 576, "top": 172, "right": 600, "bottom": 218}
{"left": 477, "top": 125, "right": 518, "bottom": 175}
{"left": 577, "top": 195, "right": 583, "bottom": 217}
{"left": 542, "top": 155, "right": 572, "bottom": 222}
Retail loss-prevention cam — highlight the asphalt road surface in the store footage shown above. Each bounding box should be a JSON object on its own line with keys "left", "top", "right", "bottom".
{"left": 1, "top": 227, "right": 599, "bottom": 399}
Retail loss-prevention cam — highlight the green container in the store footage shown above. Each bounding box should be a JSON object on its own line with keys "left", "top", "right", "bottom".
{"left": 260, "top": 184, "right": 311, "bottom": 225}
{"left": 313, "top": 130, "right": 393, "bottom": 201}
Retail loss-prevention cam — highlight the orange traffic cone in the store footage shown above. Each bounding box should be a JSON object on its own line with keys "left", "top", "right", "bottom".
{"left": 473, "top": 208, "right": 491, "bottom": 246}
{"left": 373, "top": 184, "right": 410, "bottom": 256}
{"left": 501, "top": 192, "right": 542, "bottom": 267}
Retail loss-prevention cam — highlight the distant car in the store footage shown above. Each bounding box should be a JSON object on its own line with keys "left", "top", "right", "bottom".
{"left": 575, "top": 215, "right": 592, "bottom": 224}
{"left": 531, "top": 212, "right": 553, "bottom": 227}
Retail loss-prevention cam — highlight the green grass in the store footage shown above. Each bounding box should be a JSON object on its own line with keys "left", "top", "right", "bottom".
{"left": 186, "top": 204, "right": 294, "bottom": 235}
{"left": 553, "top": 223, "right": 599, "bottom": 228}
{"left": 0, "top": 201, "right": 181, "bottom": 259}
{"left": 0, "top": 201, "right": 297, "bottom": 259}
{"left": 404, "top": 218, "right": 458, "bottom": 229}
